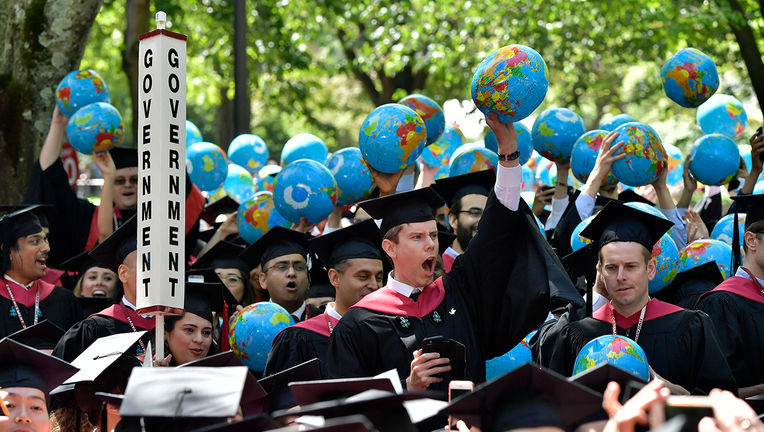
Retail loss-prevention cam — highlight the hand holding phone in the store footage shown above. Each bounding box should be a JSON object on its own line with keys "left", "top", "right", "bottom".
{"left": 448, "top": 380, "right": 474, "bottom": 430}
{"left": 422, "top": 336, "right": 466, "bottom": 380}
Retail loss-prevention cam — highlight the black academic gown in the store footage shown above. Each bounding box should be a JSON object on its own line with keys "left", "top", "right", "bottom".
{"left": 0, "top": 279, "right": 82, "bottom": 338}
{"left": 696, "top": 273, "right": 764, "bottom": 388}
{"left": 550, "top": 191, "right": 584, "bottom": 262}
{"left": 326, "top": 194, "right": 583, "bottom": 391}
{"left": 548, "top": 300, "right": 737, "bottom": 395}
{"left": 264, "top": 310, "right": 338, "bottom": 378}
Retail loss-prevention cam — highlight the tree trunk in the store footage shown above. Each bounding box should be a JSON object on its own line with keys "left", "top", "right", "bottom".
{"left": 217, "top": 86, "right": 235, "bottom": 151}
{"left": 122, "top": 0, "right": 151, "bottom": 145}
{"left": 725, "top": 0, "right": 764, "bottom": 116}
{"left": 0, "top": 0, "right": 104, "bottom": 204}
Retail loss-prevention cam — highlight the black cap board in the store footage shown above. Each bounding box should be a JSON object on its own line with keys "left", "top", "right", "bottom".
{"left": 439, "top": 363, "right": 603, "bottom": 431}
{"left": 184, "top": 281, "right": 229, "bottom": 324}
{"left": 569, "top": 362, "right": 647, "bottom": 403}
{"left": 308, "top": 219, "right": 383, "bottom": 269}
{"left": 358, "top": 187, "right": 445, "bottom": 236}
{"left": 306, "top": 282, "right": 335, "bottom": 299}
{"left": 178, "top": 351, "right": 267, "bottom": 404}
{"left": 0, "top": 338, "right": 78, "bottom": 397}
{"left": 6, "top": 320, "right": 65, "bottom": 351}
{"left": 238, "top": 226, "right": 309, "bottom": 269}
{"left": 432, "top": 170, "right": 496, "bottom": 208}
{"left": 73, "top": 354, "right": 140, "bottom": 416}
{"left": 1, "top": 205, "right": 47, "bottom": 272}
{"left": 618, "top": 189, "right": 656, "bottom": 206}
{"left": 109, "top": 147, "right": 138, "bottom": 170}
{"left": 438, "top": 230, "right": 457, "bottom": 256}
{"left": 200, "top": 196, "right": 240, "bottom": 226}
{"left": 730, "top": 194, "right": 764, "bottom": 230}
{"left": 581, "top": 201, "right": 673, "bottom": 251}
{"left": 89, "top": 215, "right": 137, "bottom": 273}
{"left": 655, "top": 261, "right": 724, "bottom": 305}
{"left": 58, "top": 248, "right": 104, "bottom": 276}
{"left": 254, "top": 358, "right": 322, "bottom": 414}
{"left": 191, "top": 240, "right": 246, "bottom": 271}
{"left": 288, "top": 376, "right": 397, "bottom": 406}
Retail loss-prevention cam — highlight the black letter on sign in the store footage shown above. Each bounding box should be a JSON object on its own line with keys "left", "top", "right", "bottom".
{"left": 169, "top": 175, "right": 179, "bottom": 195}
{"left": 142, "top": 74, "right": 152, "bottom": 93}
{"left": 142, "top": 151, "right": 150, "bottom": 169}
{"left": 142, "top": 176, "right": 151, "bottom": 196}
{"left": 169, "top": 99, "right": 179, "bottom": 118}
{"left": 142, "top": 99, "right": 151, "bottom": 118}
{"left": 142, "top": 252, "right": 150, "bottom": 272}
{"left": 142, "top": 124, "right": 151, "bottom": 145}
{"left": 141, "top": 200, "right": 151, "bottom": 221}
{"left": 168, "top": 201, "right": 180, "bottom": 221}
{"left": 144, "top": 49, "right": 153, "bottom": 68}
{"left": 169, "top": 123, "right": 179, "bottom": 144}
{"left": 143, "top": 278, "right": 150, "bottom": 297}
{"left": 168, "top": 48, "right": 179, "bottom": 68}
{"left": 142, "top": 226, "right": 150, "bottom": 246}
{"left": 169, "top": 149, "right": 179, "bottom": 169}
{"left": 169, "top": 252, "right": 179, "bottom": 273}
{"left": 169, "top": 226, "right": 179, "bottom": 246}
{"left": 169, "top": 277, "right": 178, "bottom": 296}
{"left": 168, "top": 74, "right": 179, "bottom": 93}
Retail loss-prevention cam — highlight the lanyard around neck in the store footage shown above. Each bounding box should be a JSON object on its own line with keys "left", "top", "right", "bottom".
{"left": 611, "top": 298, "right": 649, "bottom": 343}
{"left": 4, "top": 280, "right": 39, "bottom": 328}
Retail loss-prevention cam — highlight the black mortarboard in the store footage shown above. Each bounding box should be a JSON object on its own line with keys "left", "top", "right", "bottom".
{"left": 77, "top": 296, "right": 116, "bottom": 318}
{"left": 187, "top": 414, "right": 281, "bottom": 432}
{"left": 179, "top": 351, "right": 267, "bottom": 410}
{"left": 6, "top": 320, "right": 65, "bottom": 351}
{"left": 0, "top": 338, "right": 78, "bottom": 400}
{"left": 1, "top": 205, "right": 46, "bottom": 272}
{"left": 618, "top": 189, "right": 656, "bottom": 206}
{"left": 439, "top": 363, "right": 602, "bottom": 431}
{"left": 730, "top": 194, "right": 764, "bottom": 231}
{"left": 438, "top": 231, "right": 457, "bottom": 256}
{"left": 255, "top": 358, "right": 322, "bottom": 414}
{"left": 306, "top": 282, "right": 335, "bottom": 299}
{"left": 432, "top": 170, "right": 496, "bottom": 208}
{"left": 655, "top": 261, "right": 724, "bottom": 306}
{"left": 288, "top": 376, "right": 397, "bottom": 406}
{"left": 0, "top": 204, "right": 50, "bottom": 227}
{"left": 109, "top": 147, "right": 138, "bottom": 170}
{"left": 562, "top": 244, "right": 597, "bottom": 281}
{"left": 238, "top": 227, "right": 309, "bottom": 269}
{"left": 358, "top": 188, "right": 445, "bottom": 236}
{"left": 89, "top": 215, "right": 137, "bottom": 273}
{"left": 582, "top": 201, "right": 673, "bottom": 252}
{"left": 184, "top": 281, "right": 228, "bottom": 324}
{"left": 192, "top": 241, "right": 247, "bottom": 273}
{"left": 569, "top": 362, "right": 647, "bottom": 403}
{"left": 309, "top": 219, "right": 383, "bottom": 269}
{"left": 200, "top": 196, "right": 240, "bottom": 226}
{"left": 58, "top": 248, "right": 103, "bottom": 276}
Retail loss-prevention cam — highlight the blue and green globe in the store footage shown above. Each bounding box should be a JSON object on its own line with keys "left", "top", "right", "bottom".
{"left": 326, "top": 147, "right": 374, "bottom": 206}
{"left": 237, "top": 191, "right": 292, "bottom": 244}
{"left": 689, "top": 134, "right": 740, "bottom": 186}
{"left": 55, "top": 70, "right": 110, "bottom": 116}
{"left": 697, "top": 94, "right": 747, "bottom": 138}
{"left": 661, "top": 48, "right": 719, "bottom": 108}
{"left": 359, "top": 104, "right": 427, "bottom": 173}
{"left": 273, "top": 159, "right": 337, "bottom": 224}
{"left": 420, "top": 123, "right": 465, "bottom": 168}
{"left": 664, "top": 143, "right": 684, "bottom": 186}
{"left": 649, "top": 232, "right": 680, "bottom": 294}
{"left": 186, "top": 142, "right": 229, "bottom": 191}
{"left": 66, "top": 102, "right": 124, "bottom": 154}
{"left": 228, "top": 134, "right": 269, "bottom": 175}
{"left": 186, "top": 120, "right": 204, "bottom": 147}
{"left": 678, "top": 239, "right": 732, "bottom": 279}
{"left": 711, "top": 213, "right": 746, "bottom": 249}
{"left": 281, "top": 133, "right": 329, "bottom": 166}
{"left": 570, "top": 130, "right": 619, "bottom": 189}
{"left": 223, "top": 164, "right": 255, "bottom": 204}
{"left": 256, "top": 165, "right": 281, "bottom": 193}
{"left": 599, "top": 114, "right": 637, "bottom": 132}
{"left": 471, "top": 44, "right": 548, "bottom": 122}
{"left": 485, "top": 330, "right": 536, "bottom": 381}
{"left": 449, "top": 147, "right": 498, "bottom": 177}
{"left": 229, "top": 301, "right": 295, "bottom": 373}
{"left": 571, "top": 215, "right": 596, "bottom": 252}
{"left": 610, "top": 122, "right": 667, "bottom": 187}
{"left": 573, "top": 335, "right": 650, "bottom": 381}
{"left": 531, "top": 108, "right": 586, "bottom": 162}
{"left": 521, "top": 165, "right": 535, "bottom": 192}
{"left": 399, "top": 94, "right": 446, "bottom": 145}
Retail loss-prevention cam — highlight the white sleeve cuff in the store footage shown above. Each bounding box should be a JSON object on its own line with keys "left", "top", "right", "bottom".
{"left": 575, "top": 193, "right": 596, "bottom": 221}
{"left": 494, "top": 164, "right": 523, "bottom": 212}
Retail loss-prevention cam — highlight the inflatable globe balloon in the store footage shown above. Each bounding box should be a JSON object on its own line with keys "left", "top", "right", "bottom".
{"left": 359, "top": 104, "right": 427, "bottom": 173}
{"left": 571, "top": 215, "right": 596, "bottom": 252}
{"left": 741, "top": 148, "right": 753, "bottom": 171}
{"left": 237, "top": 191, "right": 292, "bottom": 244}
{"left": 434, "top": 164, "right": 450, "bottom": 181}
{"left": 485, "top": 330, "right": 536, "bottom": 381}
{"left": 531, "top": 108, "right": 586, "bottom": 162}
{"left": 449, "top": 147, "right": 498, "bottom": 177}
{"left": 55, "top": 70, "right": 110, "bottom": 116}
{"left": 610, "top": 122, "right": 668, "bottom": 187}
{"left": 223, "top": 164, "right": 256, "bottom": 204}
{"left": 570, "top": 130, "right": 619, "bottom": 189}
{"left": 228, "top": 134, "right": 269, "bottom": 175}
{"left": 229, "top": 301, "right": 294, "bottom": 372}
{"left": 326, "top": 147, "right": 374, "bottom": 206}
{"left": 281, "top": 133, "right": 329, "bottom": 166}
{"left": 678, "top": 239, "right": 732, "bottom": 279}
{"left": 186, "top": 120, "right": 203, "bottom": 147}
{"left": 521, "top": 165, "right": 535, "bottom": 192}
{"left": 664, "top": 143, "right": 684, "bottom": 186}
{"left": 256, "top": 165, "right": 281, "bottom": 193}
{"left": 186, "top": 142, "right": 229, "bottom": 191}
{"left": 599, "top": 114, "right": 637, "bottom": 132}
{"left": 697, "top": 94, "right": 747, "bottom": 138}
{"left": 484, "top": 122, "right": 533, "bottom": 165}
{"left": 661, "top": 48, "right": 719, "bottom": 108}
{"left": 689, "top": 134, "right": 740, "bottom": 186}
{"left": 649, "top": 232, "right": 680, "bottom": 294}
{"left": 535, "top": 157, "right": 555, "bottom": 186}
{"left": 471, "top": 44, "right": 549, "bottom": 122}
{"left": 207, "top": 186, "right": 227, "bottom": 204}
{"left": 398, "top": 94, "right": 445, "bottom": 145}
{"left": 525, "top": 151, "right": 543, "bottom": 172}
{"left": 421, "top": 123, "right": 465, "bottom": 168}
{"left": 711, "top": 213, "right": 746, "bottom": 249}
{"left": 273, "top": 159, "right": 337, "bottom": 224}
{"left": 573, "top": 335, "right": 650, "bottom": 381}
{"left": 66, "top": 102, "right": 124, "bottom": 154}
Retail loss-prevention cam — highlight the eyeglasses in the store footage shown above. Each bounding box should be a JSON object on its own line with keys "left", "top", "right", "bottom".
{"left": 264, "top": 261, "right": 308, "bottom": 274}
{"left": 218, "top": 275, "right": 244, "bottom": 285}
{"left": 114, "top": 176, "right": 139, "bottom": 186}
{"left": 459, "top": 208, "right": 483, "bottom": 218}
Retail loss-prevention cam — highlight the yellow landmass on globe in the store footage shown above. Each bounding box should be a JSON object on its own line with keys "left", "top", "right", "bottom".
{"left": 202, "top": 155, "right": 216, "bottom": 172}
{"left": 270, "top": 311, "right": 292, "bottom": 326}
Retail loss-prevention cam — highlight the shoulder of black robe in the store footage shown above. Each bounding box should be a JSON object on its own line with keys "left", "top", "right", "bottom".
{"left": 530, "top": 302, "right": 585, "bottom": 368}
{"left": 0, "top": 286, "right": 83, "bottom": 338}
{"left": 549, "top": 190, "right": 584, "bottom": 261}
{"left": 264, "top": 326, "right": 328, "bottom": 378}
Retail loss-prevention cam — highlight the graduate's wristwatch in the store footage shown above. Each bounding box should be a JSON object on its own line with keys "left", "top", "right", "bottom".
{"left": 497, "top": 151, "right": 521, "bottom": 161}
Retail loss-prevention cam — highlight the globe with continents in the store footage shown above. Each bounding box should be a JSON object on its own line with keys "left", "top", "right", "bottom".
{"left": 471, "top": 44, "right": 548, "bottom": 122}
{"left": 56, "top": 69, "right": 110, "bottom": 116}
{"left": 256, "top": 165, "right": 281, "bottom": 193}
{"left": 420, "top": 123, "right": 465, "bottom": 168}
{"left": 186, "top": 120, "right": 204, "bottom": 147}
{"left": 525, "top": 151, "right": 543, "bottom": 172}
{"left": 648, "top": 232, "right": 680, "bottom": 294}
{"left": 610, "top": 122, "right": 667, "bottom": 187}
{"left": 571, "top": 130, "right": 619, "bottom": 189}
{"left": 66, "top": 102, "right": 124, "bottom": 154}
{"left": 599, "top": 114, "right": 637, "bottom": 132}
{"left": 689, "top": 134, "right": 740, "bottom": 186}
{"left": 571, "top": 215, "right": 596, "bottom": 252}
{"left": 237, "top": 191, "right": 291, "bottom": 244}
{"left": 535, "top": 157, "right": 555, "bottom": 186}
{"left": 661, "top": 48, "right": 719, "bottom": 108}
{"left": 678, "top": 239, "right": 732, "bottom": 279}
{"left": 281, "top": 133, "right": 329, "bottom": 166}
{"left": 697, "top": 93, "right": 747, "bottom": 138}
{"left": 485, "top": 330, "right": 536, "bottom": 381}
{"left": 326, "top": 147, "right": 374, "bottom": 206}
{"left": 186, "top": 142, "right": 229, "bottom": 191}
{"left": 359, "top": 104, "right": 427, "bottom": 173}
{"left": 484, "top": 122, "right": 533, "bottom": 165}
{"left": 573, "top": 335, "right": 650, "bottom": 381}
{"left": 223, "top": 164, "right": 255, "bottom": 204}
{"left": 531, "top": 107, "right": 586, "bottom": 162}
{"left": 521, "top": 165, "right": 535, "bottom": 192}
{"left": 449, "top": 147, "right": 498, "bottom": 177}
{"left": 711, "top": 213, "right": 746, "bottom": 249}
{"left": 398, "top": 94, "right": 446, "bottom": 145}
{"left": 273, "top": 159, "right": 337, "bottom": 224}
{"left": 663, "top": 143, "right": 684, "bottom": 186}
{"left": 229, "top": 301, "right": 294, "bottom": 373}
{"left": 228, "top": 134, "right": 269, "bottom": 175}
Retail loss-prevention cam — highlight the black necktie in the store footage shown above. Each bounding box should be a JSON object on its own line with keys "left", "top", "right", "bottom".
{"left": 410, "top": 291, "right": 420, "bottom": 302}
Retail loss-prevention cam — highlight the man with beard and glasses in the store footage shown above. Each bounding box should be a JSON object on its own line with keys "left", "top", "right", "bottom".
{"left": 432, "top": 169, "right": 495, "bottom": 273}
{"left": 0, "top": 206, "right": 82, "bottom": 337}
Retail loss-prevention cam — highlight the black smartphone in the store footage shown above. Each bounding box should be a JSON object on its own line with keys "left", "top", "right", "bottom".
{"left": 649, "top": 396, "right": 714, "bottom": 432}
{"left": 422, "top": 336, "right": 466, "bottom": 380}
{"left": 758, "top": 127, "right": 764, "bottom": 162}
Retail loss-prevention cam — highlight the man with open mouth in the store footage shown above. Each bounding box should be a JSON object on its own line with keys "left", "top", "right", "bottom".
{"left": 326, "top": 113, "right": 583, "bottom": 392}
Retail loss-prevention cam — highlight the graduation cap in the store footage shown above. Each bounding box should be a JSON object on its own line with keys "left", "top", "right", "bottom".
{"left": 655, "top": 261, "right": 724, "bottom": 306}
{"left": 64, "top": 332, "right": 146, "bottom": 386}
{"left": 358, "top": 187, "right": 445, "bottom": 236}
{"left": 6, "top": 320, "right": 65, "bottom": 351}
{"left": 432, "top": 170, "right": 496, "bottom": 208}
{"left": 58, "top": 248, "right": 105, "bottom": 277}
{"left": 619, "top": 189, "right": 655, "bottom": 206}
{"left": 109, "top": 147, "right": 138, "bottom": 170}
{"left": 581, "top": 201, "right": 673, "bottom": 251}
{"left": 200, "top": 196, "right": 240, "bottom": 226}
{"left": 288, "top": 376, "right": 397, "bottom": 406}
{"left": 182, "top": 281, "right": 230, "bottom": 324}
{"left": 309, "top": 219, "right": 383, "bottom": 269}
{"left": 569, "top": 362, "right": 648, "bottom": 404}
{"left": 438, "top": 230, "right": 457, "bottom": 256}
{"left": 255, "top": 358, "right": 322, "bottom": 414}
{"left": 89, "top": 215, "right": 137, "bottom": 273}
{"left": 0, "top": 338, "right": 78, "bottom": 402}
{"left": 238, "top": 226, "right": 310, "bottom": 269}
{"left": 439, "top": 363, "right": 603, "bottom": 431}
{"left": 0, "top": 204, "right": 48, "bottom": 272}
{"left": 77, "top": 296, "right": 116, "bottom": 318}
{"left": 191, "top": 241, "right": 248, "bottom": 275}
{"left": 186, "top": 414, "right": 281, "bottom": 432}
{"left": 306, "top": 282, "right": 335, "bottom": 299}
{"left": 0, "top": 204, "right": 51, "bottom": 227}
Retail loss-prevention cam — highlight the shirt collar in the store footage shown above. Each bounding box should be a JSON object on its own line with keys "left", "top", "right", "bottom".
{"left": 736, "top": 267, "right": 764, "bottom": 286}
{"left": 4, "top": 274, "right": 34, "bottom": 290}
{"left": 387, "top": 271, "right": 422, "bottom": 297}
{"left": 293, "top": 302, "right": 307, "bottom": 321}
{"left": 325, "top": 302, "right": 342, "bottom": 321}
{"left": 122, "top": 296, "right": 137, "bottom": 311}
{"left": 443, "top": 247, "right": 460, "bottom": 259}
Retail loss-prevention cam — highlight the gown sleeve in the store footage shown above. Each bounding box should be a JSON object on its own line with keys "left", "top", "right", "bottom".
{"left": 326, "top": 318, "right": 374, "bottom": 379}
{"left": 549, "top": 192, "right": 584, "bottom": 261}
{"left": 695, "top": 294, "right": 744, "bottom": 384}
{"left": 53, "top": 318, "right": 111, "bottom": 362}
{"left": 546, "top": 321, "right": 589, "bottom": 377}
{"left": 265, "top": 328, "right": 324, "bottom": 377}
{"left": 682, "top": 310, "right": 738, "bottom": 395}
